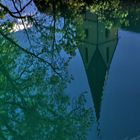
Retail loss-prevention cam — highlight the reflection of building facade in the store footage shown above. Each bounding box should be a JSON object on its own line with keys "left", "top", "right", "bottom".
{"left": 79, "top": 11, "right": 118, "bottom": 121}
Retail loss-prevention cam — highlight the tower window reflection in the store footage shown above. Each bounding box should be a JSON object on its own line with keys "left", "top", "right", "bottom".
{"left": 85, "top": 47, "right": 88, "bottom": 63}
{"left": 105, "top": 28, "right": 110, "bottom": 38}
{"left": 85, "top": 29, "right": 89, "bottom": 39}
{"left": 106, "top": 47, "right": 110, "bottom": 63}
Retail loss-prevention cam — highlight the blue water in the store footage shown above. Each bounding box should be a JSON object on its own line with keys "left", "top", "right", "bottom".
{"left": 1, "top": 1, "right": 140, "bottom": 139}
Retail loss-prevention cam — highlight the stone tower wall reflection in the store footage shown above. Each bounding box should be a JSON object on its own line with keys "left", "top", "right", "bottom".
{"left": 79, "top": 11, "right": 118, "bottom": 122}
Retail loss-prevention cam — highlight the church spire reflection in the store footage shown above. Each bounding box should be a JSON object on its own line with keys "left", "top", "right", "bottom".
{"left": 79, "top": 11, "right": 118, "bottom": 122}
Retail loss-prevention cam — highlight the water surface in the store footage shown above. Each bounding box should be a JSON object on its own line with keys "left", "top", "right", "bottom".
{"left": 0, "top": 1, "right": 140, "bottom": 140}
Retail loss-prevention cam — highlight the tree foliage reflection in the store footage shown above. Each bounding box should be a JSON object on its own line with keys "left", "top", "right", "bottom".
{"left": 0, "top": 1, "right": 95, "bottom": 139}
{"left": 0, "top": 35, "right": 93, "bottom": 139}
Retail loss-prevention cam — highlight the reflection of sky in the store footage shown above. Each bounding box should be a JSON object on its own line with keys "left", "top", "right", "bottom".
{"left": 66, "top": 49, "right": 94, "bottom": 108}
{"left": 65, "top": 49, "right": 95, "bottom": 140}
{"left": 0, "top": 0, "right": 36, "bottom": 24}
{"left": 2, "top": 0, "right": 36, "bottom": 14}
{"left": 100, "top": 30, "right": 140, "bottom": 140}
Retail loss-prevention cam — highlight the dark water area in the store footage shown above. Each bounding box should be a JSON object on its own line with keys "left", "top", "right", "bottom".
{"left": 0, "top": 1, "right": 140, "bottom": 140}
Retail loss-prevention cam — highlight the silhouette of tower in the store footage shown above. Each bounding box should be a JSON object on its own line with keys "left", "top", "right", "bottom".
{"left": 79, "top": 11, "right": 118, "bottom": 122}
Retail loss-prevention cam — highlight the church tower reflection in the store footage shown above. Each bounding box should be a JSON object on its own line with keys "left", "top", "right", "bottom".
{"left": 79, "top": 11, "right": 118, "bottom": 122}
